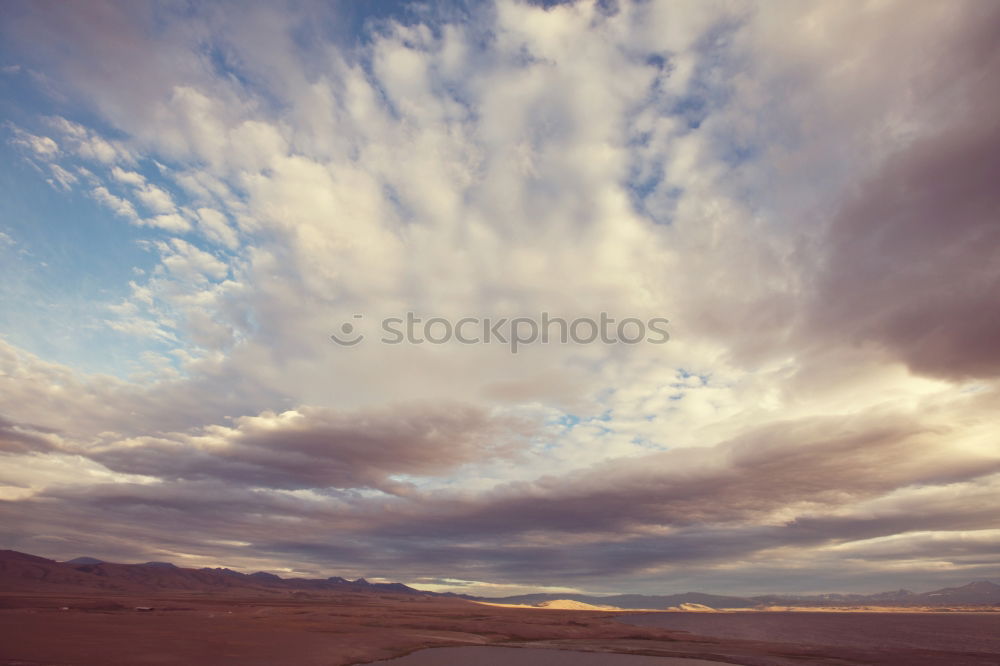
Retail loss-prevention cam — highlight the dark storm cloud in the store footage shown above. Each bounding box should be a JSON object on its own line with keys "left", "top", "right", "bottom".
{"left": 87, "top": 403, "right": 533, "bottom": 492}
{"left": 277, "top": 406, "right": 998, "bottom": 579}
{"left": 6, "top": 402, "right": 997, "bottom": 584}
{"left": 362, "top": 408, "right": 999, "bottom": 542}
{"left": 807, "top": 8, "right": 1000, "bottom": 380}
{"left": 252, "top": 525, "right": 799, "bottom": 581}
{"left": 786, "top": 479, "right": 1000, "bottom": 547}
{"left": 0, "top": 478, "right": 379, "bottom": 567}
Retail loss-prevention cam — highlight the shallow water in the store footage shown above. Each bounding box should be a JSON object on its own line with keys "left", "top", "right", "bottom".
{"left": 367, "top": 646, "right": 724, "bottom": 665}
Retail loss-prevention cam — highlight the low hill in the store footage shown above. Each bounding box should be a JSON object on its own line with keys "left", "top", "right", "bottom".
{"left": 64, "top": 556, "right": 104, "bottom": 565}
{"left": 535, "top": 599, "right": 619, "bottom": 610}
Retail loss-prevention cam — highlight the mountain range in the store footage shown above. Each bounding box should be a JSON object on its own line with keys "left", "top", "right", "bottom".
{"left": 0, "top": 550, "right": 431, "bottom": 598}
{"left": 3, "top": 550, "right": 999, "bottom": 608}
{"left": 480, "top": 581, "right": 1000, "bottom": 609}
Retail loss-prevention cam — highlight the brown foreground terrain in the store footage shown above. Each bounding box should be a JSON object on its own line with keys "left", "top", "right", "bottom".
{"left": 2, "top": 550, "right": 999, "bottom": 665}
{"left": 4, "top": 592, "right": 1000, "bottom": 665}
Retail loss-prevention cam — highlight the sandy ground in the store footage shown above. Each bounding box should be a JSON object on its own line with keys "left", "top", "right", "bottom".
{"left": 2, "top": 592, "right": 999, "bottom": 665}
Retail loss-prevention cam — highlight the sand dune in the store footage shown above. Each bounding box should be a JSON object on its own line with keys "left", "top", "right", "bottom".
{"left": 536, "top": 599, "right": 621, "bottom": 610}
{"left": 664, "top": 603, "right": 717, "bottom": 612}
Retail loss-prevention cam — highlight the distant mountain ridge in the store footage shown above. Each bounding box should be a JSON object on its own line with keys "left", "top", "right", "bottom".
{"left": 481, "top": 581, "right": 1000, "bottom": 610}
{"left": 0, "top": 549, "right": 429, "bottom": 598}
{"left": 751, "top": 581, "right": 1000, "bottom": 608}
{"left": 2, "top": 550, "right": 998, "bottom": 608}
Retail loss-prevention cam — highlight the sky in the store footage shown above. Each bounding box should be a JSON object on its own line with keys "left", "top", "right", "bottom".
{"left": 0, "top": 0, "right": 998, "bottom": 598}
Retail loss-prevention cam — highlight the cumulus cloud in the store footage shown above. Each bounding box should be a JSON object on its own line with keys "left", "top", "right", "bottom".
{"left": 9, "top": 126, "right": 58, "bottom": 157}
{"left": 134, "top": 182, "right": 177, "bottom": 214}
{"left": 91, "top": 185, "right": 139, "bottom": 220}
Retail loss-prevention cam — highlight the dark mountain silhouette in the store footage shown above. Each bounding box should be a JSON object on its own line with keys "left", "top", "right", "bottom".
{"left": 247, "top": 570, "right": 282, "bottom": 581}
{"left": 0, "top": 550, "right": 425, "bottom": 597}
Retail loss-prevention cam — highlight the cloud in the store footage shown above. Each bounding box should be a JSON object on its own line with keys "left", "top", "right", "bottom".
{"left": 134, "top": 182, "right": 177, "bottom": 214}
{"left": 48, "top": 163, "right": 77, "bottom": 190}
{"left": 809, "top": 110, "right": 1000, "bottom": 380}
{"left": 9, "top": 126, "right": 58, "bottom": 157}
{"left": 46, "top": 115, "right": 133, "bottom": 163}
{"left": 144, "top": 213, "right": 191, "bottom": 232}
{"left": 91, "top": 185, "right": 139, "bottom": 220}
{"left": 349, "top": 399, "right": 1000, "bottom": 542}
{"left": 110, "top": 166, "right": 146, "bottom": 186}
{"left": 0, "top": 415, "right": 58, "bottom": 455}
{"left": 88, "top": 403, "right": 536, "bottom": 492}
{"left": 194, "top": 207, "right": 239, "bottom": 249}
{"left": 0, "top": 0, "right": 998, "bottom": 594}
{"left": 5, "top": 389, "right": 997, "bottom": 587}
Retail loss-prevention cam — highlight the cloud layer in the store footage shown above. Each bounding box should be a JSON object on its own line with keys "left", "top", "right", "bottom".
{"left": 0, "top": 0, "right": 998, "bottom": 595}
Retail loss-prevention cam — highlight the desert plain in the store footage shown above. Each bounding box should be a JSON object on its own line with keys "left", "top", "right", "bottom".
{"left": 3, "top": 588, "right": 1000, "bottom": 665}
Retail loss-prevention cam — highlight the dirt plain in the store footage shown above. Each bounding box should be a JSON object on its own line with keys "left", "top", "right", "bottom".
{"left": 3, "top": 591, "right": 1000, "bottom": 666}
